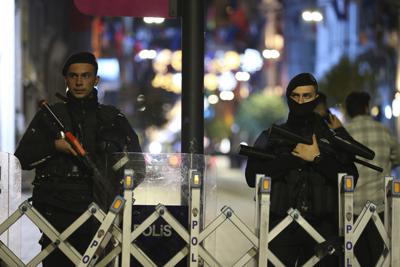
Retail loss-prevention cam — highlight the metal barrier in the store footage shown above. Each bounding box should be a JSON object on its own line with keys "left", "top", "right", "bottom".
{"left": 0, "top": 152, "right": 21, "bottom": 265}
{"left": 341, "top": 176, "right": 400, "bottom": 267}
{"left": 1, "top": 157, "right": 400, "bottom": 266}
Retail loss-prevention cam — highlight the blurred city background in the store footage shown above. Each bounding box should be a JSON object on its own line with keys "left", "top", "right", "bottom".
{"left": 1, "top": 0, "right": 400, "bottom": 265}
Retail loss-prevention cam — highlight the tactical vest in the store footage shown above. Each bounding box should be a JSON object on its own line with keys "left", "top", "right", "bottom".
{"left": 32, "top": 102, "right": 124, "bottom": 212}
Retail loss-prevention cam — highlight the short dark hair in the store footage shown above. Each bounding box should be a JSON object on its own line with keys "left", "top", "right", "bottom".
{"left": 62, "top": 52, "right": 98, "bottom": 76}
{"left": 345, "top": 91, "right": 370, "bottom": 118}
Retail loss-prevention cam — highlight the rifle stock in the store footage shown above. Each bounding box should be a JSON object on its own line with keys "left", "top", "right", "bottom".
{"left": 238, "top": 144, "right": 275, "bottom": 160}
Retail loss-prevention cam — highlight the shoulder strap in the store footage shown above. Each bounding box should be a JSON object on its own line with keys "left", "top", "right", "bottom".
{"left": 46, "top": 102, "right": 73, "bottom": 132}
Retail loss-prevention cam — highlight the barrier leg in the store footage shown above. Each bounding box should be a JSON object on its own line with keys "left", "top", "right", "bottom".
{"left": 189, "top": 170, "right": 201, "bottom": 267}
{"left": 122, "top": 170, "right": 135, "bottom": 267}
{"left": 78, "top": 196, "right": 125, "bottom": 267}
{"left": 390, "top": 178, "right": 400, "bottom": 266}
{"left": 342, "top": 175, "right": 356, "bottom": 267}
{"left": 257, "top": 176, "right": 271, "bottom": 266}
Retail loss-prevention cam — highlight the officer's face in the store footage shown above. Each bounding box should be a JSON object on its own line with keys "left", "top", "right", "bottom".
{"left": 289, "top": 85, "right": 318, "bottom": 104}
{"left": 65, "top": 63, "right": 99, "bottom": 99}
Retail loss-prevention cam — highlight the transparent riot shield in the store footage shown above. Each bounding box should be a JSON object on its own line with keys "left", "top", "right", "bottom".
{"left": 107, "top": 152, "right": 217, "bottom": 266}
{"left": 0, "top": 152, "right": 22, "bottom": 261}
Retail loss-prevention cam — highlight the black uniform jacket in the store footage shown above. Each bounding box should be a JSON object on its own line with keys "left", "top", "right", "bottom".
{"left": 245, "top": 114, "right": 358, "bottom": 219}
{"left": 15, "top": 90, "right": 143, "bottom": 212}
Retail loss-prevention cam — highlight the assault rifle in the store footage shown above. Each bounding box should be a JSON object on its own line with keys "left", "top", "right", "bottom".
{"left": 39, "top": 99, "right": 114, "bottom": 210}
{"left": 239, "top": 124, "right": 383, "bottom": 173}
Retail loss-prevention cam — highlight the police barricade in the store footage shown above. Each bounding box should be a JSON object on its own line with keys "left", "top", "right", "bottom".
{"left": 341, "top": 175, "right": 400, "bottom": 266}
{"left": 91, "top": 152, "right": 218, "bottom": 266}
{"left": 0, "top": 153, "right": 219, "bottom": 266}
{"left": 1, "top": 152, "right": 399, "bottom": 266}
{"left": 252, "top": 174, "right": 400, "bottom": 266}
{"left": 82, "top": 153, "right": 271, "bottom": 267}
{"left": 0, "top": 152, "right": 22, "bottom": 265}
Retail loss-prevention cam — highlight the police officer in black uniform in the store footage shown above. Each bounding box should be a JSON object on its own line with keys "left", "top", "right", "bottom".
{"left": 245, "top": 73, "right": 358, "bottom": 266}
{"left": 15, "top": 52, "right": 143, "bottom": 266}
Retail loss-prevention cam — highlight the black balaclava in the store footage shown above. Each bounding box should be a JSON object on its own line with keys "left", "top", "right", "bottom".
{"left": 286, "top": 73, "right": 319, "bottom": 119}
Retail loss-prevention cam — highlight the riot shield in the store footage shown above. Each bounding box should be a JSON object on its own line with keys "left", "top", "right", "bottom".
{"left": 0, "top": 152, "right": 22, "bottom": 262}
{"left": 107, "top": 152, "right": 217, "bottom": 266}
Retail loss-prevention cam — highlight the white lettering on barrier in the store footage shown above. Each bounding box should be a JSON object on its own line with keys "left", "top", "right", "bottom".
{"left": 133, "top": 224, "right": 172, "bottom": 237}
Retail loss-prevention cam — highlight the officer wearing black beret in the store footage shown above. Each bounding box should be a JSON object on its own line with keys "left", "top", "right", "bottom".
{"left": 15, "top": 52, "right": 143, "bottom": 266}
{"left": 245, "top": 73, "right": 358, "bottom": 265}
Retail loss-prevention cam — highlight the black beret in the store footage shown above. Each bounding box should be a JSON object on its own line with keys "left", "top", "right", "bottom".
{"left": 286, "top": 73, "right": 318, "bottom": 97}
{"left": 62, "top": 52, "right": 98, "bottom": 76}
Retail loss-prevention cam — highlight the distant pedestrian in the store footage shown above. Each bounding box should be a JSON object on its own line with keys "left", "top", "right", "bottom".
{"left": 345, "top": 91, "right": 400, "bottom": 266}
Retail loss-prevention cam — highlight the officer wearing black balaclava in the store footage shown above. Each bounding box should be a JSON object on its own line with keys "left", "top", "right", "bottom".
{"left": 245, "top": 73, "right": 358, "bottom": 266}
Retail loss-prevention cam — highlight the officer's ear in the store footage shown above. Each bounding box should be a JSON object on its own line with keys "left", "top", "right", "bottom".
{"left": 94, "top": 75, "right": 100, "bottom": 86}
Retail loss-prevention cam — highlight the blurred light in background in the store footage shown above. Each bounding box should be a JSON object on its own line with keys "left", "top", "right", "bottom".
{"left": 204, "top": 73, "right": 219, "bottom": 91}
{"left": 223, "top": 51, "right": 241, "bottom": 70}
{"left": 171, "top": 50, "right": 182, "bottom": 71}
{"left": 0, "top": 0, "right": 15, "bottom": 152}
{"left": 97, "top": 58, "right": 120, "bottom": 81}
{"left": 219, "top": 138, "right": 231, "bottom": 154}
{"left": 239, "top": 86, "right": 250, "bottom": 99}
{"left": 204, "top": 136, "right": 210, "bottom": 149}
{"left": 302, "top": 10, "right": 323, "bottom": 22}
{"left": 218, "top": 71, "right": 237, "bottom": 91}
{"left": 149, "top": 141, "right": 162, "bottom": 153}
{"left": 137, "top": 49, "right": 157, "bottom": 60}
{"left": 219, "top": 91, "right": 234, "bottom": 101}
{"left": 204, "top": 97, "right": 209, "bottom": 111}
{"left": 153, "top": 49, "right": 172, "bottom": 73}
{"left": 235, "top": 71, "right": 250, "bottom": 82}
{"left": 168, "top": 154, "right": 180, "bottom": 167}
{"left": 265, "top": 34, "right": 284, "bottom": 51}
{"left": 262, "top": 49, "right": 280, "bottom": 59}
{"left": 384, "top": 105, "right": 392, "bottom": 119}
{"left": 241, "top": 49, "right": 263, "bottom": 73}
{"left": 172, "top": 72, "right": 182, "bottom": 89}
{"left": 208, "top": 94, "right": 219, "bottom": 104}
{"left": 392, "top": 97, "right": 400, "bottom": 117}
{"left": 231, "top": 123, "right": 240, "bottom": 133}
{"left": 371, "top": 106, "right": 380, "bottom": 117}
{"left": 143, "top": 17, "right": 165, "bottom": 24}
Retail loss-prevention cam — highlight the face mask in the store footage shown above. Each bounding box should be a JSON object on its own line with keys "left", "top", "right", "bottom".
{"left": 287, "top": 97, "right": 318, "bottom": 117}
